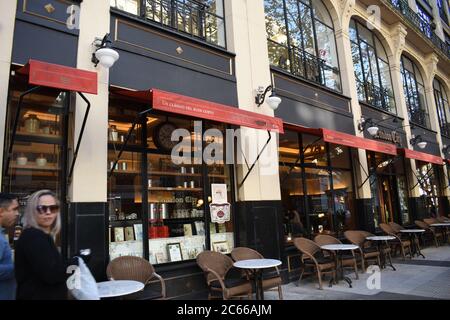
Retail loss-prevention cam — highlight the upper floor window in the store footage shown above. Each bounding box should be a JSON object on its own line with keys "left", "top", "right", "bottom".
{"left": 416, "top": 2, "right": 433, "bottom": 38}
{"left": 433, "top": 78, "right": 450, "bottom": 137}
{"left": 437, "top": 0, "right": 449, "bottom": 25}
{"left": 110, "top": 0, "right": 226, "bottom": 48}
{"left": 349, "top": 19, "right": 396, "bottom": 114}
{"left": 265, "top": 0, "right": 341, "bottom": 92}
{"left": 400, "top": 55, "right": 430, "bottom": 128}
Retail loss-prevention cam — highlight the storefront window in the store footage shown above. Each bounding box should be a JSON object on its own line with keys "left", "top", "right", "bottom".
{"left": 416, "top": 162, "right": 441, "bottom": 218}
{"left": 264, "top": 0, "right": 341, "bottom": 91}
{"left": 108, "top": 95, "right": 234, "bottom": 264}
{"left": 279, "top": 130, "right": 355, "bottom": 241}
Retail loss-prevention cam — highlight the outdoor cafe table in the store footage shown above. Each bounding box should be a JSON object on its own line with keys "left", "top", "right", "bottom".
{"left": 366, "top": 236, "right": 396, "bottom": 271}
{"left": 399, "top": 229, "right": 426, "bottom": 258}
{"left": 430, "top": 223, "right": 450, "bottom": 243}
{"left": 233, "top": 259, "right": 282, "bottom": 300}
{"left": 320, "top": 244, "right": 359, "bottom": 288}
{"left": 97, "top": 280, "right": 145, "bottom": 299}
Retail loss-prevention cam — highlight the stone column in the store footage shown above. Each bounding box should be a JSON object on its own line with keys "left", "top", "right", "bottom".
{"left": 224, "top": 0, "right": 281, "bottom": 202}
{"left": 0, "top": 0, "right": 17, "bottom": 187}
{"left": 69, "top": 0, "right": 110, "bottom": 202}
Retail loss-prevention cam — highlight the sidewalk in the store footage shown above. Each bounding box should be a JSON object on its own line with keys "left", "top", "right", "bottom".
{"left": 265, "top": 246, "right": 450, "bottom": 300}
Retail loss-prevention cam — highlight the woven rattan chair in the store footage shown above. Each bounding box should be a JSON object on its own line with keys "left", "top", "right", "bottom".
{"left": 379, "top": 223, "right": 412, "bottom": 260}
{"left": 314, "top": 234, "right": 359, "bottom": 279}
{"left": 106, "top": 256, "right": 166, "bottom": 299}
{"left": 196, "top": 251, "right": 252, "bottom": 300}
{"left": 344, "top": 231, "right": 381, "bottom": 271}
{"left": 293, "top": 237, "right": 336, "bottom": 290}
{"left": 437, "top": 216, "right": 450, "bottom": 223}
{"left": 389, "top": 222, "right": 405, "bottom": 233}
{"left": 415, "top": 220, "right": 444, "bottom": 247}
{"left": 231, "top": 247, "right": 283, "bottom": 300}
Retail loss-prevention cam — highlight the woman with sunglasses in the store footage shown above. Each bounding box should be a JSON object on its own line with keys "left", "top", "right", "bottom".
{"left": 14, "top": 190, "right": 68, "bottom": 300}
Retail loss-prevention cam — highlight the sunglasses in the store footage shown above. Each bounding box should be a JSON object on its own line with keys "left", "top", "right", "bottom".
{"left": 36, "top": 205, "right": 60, "bottom": 215}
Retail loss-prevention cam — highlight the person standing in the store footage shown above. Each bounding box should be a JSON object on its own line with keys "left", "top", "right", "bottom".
{"left": 0, "top": 193, "right": 20, "bottom": 300}
{"left": 15, "top": 190, "right": 68, "bottom": 300}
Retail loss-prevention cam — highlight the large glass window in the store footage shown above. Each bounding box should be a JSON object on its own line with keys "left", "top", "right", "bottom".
{"left": 265, "top": 0, "right": 341, "bottom": 91}
{"left": 279, "top": 130, "right": 355, "bottom": 241}
{"left": 401, "top": 55, "right": 430, "bottom": 128}
{"left": 349, "top": 19, "right": 396, "bottom": 113}
{"left": 433, "top": 78, "right": 450, "bottom": 137}
{"left": 110, "top": 0, "right": 226, "bottom": 47}
{"left": 437, "top": 0, "right": 449, "bottom": 25}
{"left": 416, "top": 2, "right": 433, "bottom": 38}
{"left": 108, "top": 94, "right": 234, "bottom": 264}
{"left": 416, "top": 162, "right": 443, "bottom": 218}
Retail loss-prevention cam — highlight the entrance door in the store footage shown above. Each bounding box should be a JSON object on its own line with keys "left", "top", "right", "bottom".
{"left": 377, "top": 175, "right": 396, "bottom": 224}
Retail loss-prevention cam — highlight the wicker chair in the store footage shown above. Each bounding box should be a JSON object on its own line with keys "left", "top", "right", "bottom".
{"left": 437, "top": 216, "right": 450, "bottom": 223}
{"left": 313, "top": 234, "right": 359, "bottom": 279}
{"left": 196, "top": 251, "right": 252, "bottom": 300}
{"left": 344, "top": 231, "right": 381, "bottom": 272}
{"left": 293, "top": 237, "right": 336, "bottom": 290}
{"left": 379, "top": 223, "right": 412, "bottom": 260}
{"left": 106, "top": 256, "right": 166, "bottom": 299}
{"left": 415, "top": 220, "right": 444, "bottom": 247}
{"left": 389, "top": 222, "right": 405, "bottom": 233}
{"left": 231, "top": 247, "right": 283, "bottom": 300}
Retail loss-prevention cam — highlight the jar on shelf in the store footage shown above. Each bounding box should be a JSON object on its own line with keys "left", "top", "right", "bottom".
{"left": 109, "top": 125, "right": 119, "bottom": 142}
{"left": 17, "top": 153, "right": 28, "bottom": 166}
{"left": 36, "top": 154, "right": 47, "bottom": 167}
{"left": 24, "top": 114, "right": 40, "bottom": 133}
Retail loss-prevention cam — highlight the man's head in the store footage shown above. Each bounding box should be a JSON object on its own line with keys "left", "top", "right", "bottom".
{"left": 0, "top": 193, "right": 19, "bottom": 228}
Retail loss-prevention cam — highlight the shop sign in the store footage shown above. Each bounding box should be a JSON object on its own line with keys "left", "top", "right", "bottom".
{"left": 210, "top": 184, "right": 230, "bottom": 224}
{"left": 373, "top": 129, "right": 402, "bottom": 145}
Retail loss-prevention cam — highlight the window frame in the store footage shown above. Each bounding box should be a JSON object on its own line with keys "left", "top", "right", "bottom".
{"left": 433, "top": 78, "right": 450, "bottom": 137}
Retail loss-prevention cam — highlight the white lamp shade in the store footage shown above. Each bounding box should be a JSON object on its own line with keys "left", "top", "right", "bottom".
{"left": 95, "top": 48, "right": 119, "bottom": 68}
{"left": 267, "top": 95, "right": 282, "bottom": 111}
{"left": 367, "top": 126, "right": 379, "bottom": 136}
{"left": 417, "top": 141, "right": 427, "bottom": 149}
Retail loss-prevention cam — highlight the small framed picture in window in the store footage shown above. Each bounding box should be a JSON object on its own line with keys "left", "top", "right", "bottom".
{"left": 167, "top": 243, "right": 183, "bottom": 262}
{"left": 212, "top": 241, "right": 229, "bottom": 254}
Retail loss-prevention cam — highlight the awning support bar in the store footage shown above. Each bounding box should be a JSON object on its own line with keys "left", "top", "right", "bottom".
{"left": 238, "top": 130, "right": 272, "bottom": 189}
{"left": 68, "top": 92, "right": 91, "bottom": 184}
{"left": 410, "top": 166, "right": 434, "bottom": 191}
{"left": 109, "top": 107, "right": 153, "bottom": 178}
{"left": 3, "top": 86, "right": 42, "bottom": 178}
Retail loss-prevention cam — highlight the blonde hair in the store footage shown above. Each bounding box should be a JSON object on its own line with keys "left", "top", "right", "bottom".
{"left": 23, "top": 190, "right": 61, "bottom": 238}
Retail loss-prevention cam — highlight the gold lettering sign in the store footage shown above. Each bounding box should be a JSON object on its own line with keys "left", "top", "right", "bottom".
{"left": 44, "top": 3, "right": 55, "bottom": 14}
{"left": 374, "top": 130, "right": 402, "bottom": 145}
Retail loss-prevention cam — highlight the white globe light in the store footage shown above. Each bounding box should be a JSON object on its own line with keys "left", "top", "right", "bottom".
{"left": 267, "top": 95, "right": 282, "bottom": 111}
{"left": 367, "top": 126, "right": 379, "bottom": 136}
{"left": 95, "top": 47, "right": 119, "bottom": 68}
{"left": 417, "top": 141, "right": 427, "bottom": 149}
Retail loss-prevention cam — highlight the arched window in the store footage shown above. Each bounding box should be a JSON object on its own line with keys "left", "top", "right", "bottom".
{"left": 433, "top": 78, "right": 450, "bottom": 137}
{"left": 265, "top": 0, "right": 341, "bottom": 91}
{"left": 349, "top": 19, "right": 396, "bottom": 113}
{"left": 400, "top": 55, "right": 430, "bottom": 128}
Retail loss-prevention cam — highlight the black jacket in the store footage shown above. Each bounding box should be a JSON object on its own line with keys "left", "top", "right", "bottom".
{"left": 15, "top": 228, "right": 68, "bottom": 300}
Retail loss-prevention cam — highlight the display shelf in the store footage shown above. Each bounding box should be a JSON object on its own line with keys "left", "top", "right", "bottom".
{"left": 109, "top": 219, "right": 142, "bottom": 227}
{"left": 109, "top": 169, "right": 141, "bottom": 175}
{"left": 148, "top": 171, "right": 202, "bottom": 177}
{"left": 148, "top": 187, "right": 203, "bottom": 192}
{"left": 160, "top": 217, "right": 205, "bottom": 224}
{"left": 15, "top": 131, "right": 63, "bottom": 144}
{"left": 10, "top": 163, "right": 59, "bottom": 171}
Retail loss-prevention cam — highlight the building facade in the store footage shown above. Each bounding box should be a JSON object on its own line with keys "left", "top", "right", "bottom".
{"left": 0, "top": 0, "right": 449, "bottom": 298}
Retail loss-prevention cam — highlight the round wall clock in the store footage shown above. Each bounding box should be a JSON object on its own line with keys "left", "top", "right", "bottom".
{"left": 153, "top": 122, "right": 178, "bottom": 151}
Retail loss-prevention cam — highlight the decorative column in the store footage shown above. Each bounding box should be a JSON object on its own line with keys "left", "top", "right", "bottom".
{"left": 0, "top": 1, "right": 17, "bottom": 187}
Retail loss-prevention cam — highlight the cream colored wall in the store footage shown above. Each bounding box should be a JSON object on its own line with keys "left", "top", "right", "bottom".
{"left": 0, "top": 0, "right": 17, "bottom": 188}
{"left": 225, "top": 0, "right": 281, "bottom": 201}
{"left": 69, "top": 0, "right": 110, "bottom": 202}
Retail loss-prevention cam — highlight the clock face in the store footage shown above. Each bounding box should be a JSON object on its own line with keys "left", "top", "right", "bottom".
{"left": 154, "top": 122, "right": 178, "bottom": 151}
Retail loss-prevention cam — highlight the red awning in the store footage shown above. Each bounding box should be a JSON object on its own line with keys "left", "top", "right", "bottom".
{"left": 399, "top": 148, "right": 444, "bottom": 165}
{"left": 113, "top": 88, "right": 284, "bottom": 133}
{"left": 285, "top": 124, "right": 398, "bottom": 156}
{"left": 18, "top": 59, "right": 98, "bottom": 94}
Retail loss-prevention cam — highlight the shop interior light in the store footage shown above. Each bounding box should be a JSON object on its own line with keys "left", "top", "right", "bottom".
{"left": 255, "top": 85, "right": 282, "bottom": 111}
{"left": 410, "top": 135, "right": 427, "bottom": 149}
{"left": 92, "top": 33, "right": 119, "bottom": 68}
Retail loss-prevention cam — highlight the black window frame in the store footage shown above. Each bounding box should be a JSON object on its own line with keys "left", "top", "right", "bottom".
{"left": 433, "top": 78, "right": 450, "bottom": 137}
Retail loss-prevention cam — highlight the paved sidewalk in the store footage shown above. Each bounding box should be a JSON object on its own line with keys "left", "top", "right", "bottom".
{"left": 265, "top": 246, "right": 450, "bottom": 300}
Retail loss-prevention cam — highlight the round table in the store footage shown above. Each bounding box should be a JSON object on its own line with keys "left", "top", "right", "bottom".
{"left": 233, "top": 259, "right": 282, "bottom": 300}
{"left": 320, "top": 244, "right": 359, "bottom": 288}
{"left": 97, "top": 280, "right": 145, "bottom": 299}
{"left": 366, "top": 236, "right": 396, "bottom": 271}
{"left": 399, "top": 229, "right": 425, "bottom": 258}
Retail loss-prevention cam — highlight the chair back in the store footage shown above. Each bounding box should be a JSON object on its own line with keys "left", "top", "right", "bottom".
{"left": 437, "top": 216, "right": 450, "bottom": 223}
{"left": 106, "top": 256, "right": 155, "bottom": 284}
{"left": 379, "top": 223, "right": 395, "bottom": 235}
{"left": 196, "top": 251, "right": 234, "bottom": 285}
{"left": 424, "top": 218, "right": 438, "bottom": 225}
{"left": 344, "top": 230, "right": 368, "bottom": 247}
{"left": 313, "top": 234, "right": 341, "bottom": 246}
{"left": 389, "top": 222, "right": 404, "bottom": 232}
{"left": 293, "top": 237, "right": 320, "bottom": 257}
{"left": 231, "top": 247, "right": 263, "bottom": 262}
{"left": 415, "top": 220, "right": 430, "bottom": 230}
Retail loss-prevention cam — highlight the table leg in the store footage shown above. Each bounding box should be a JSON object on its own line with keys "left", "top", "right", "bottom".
{"left": 340, "top": 252, "right": 352, "bottom": 288}
{"left": 254, "top": 270, "right": 264, "bottom": 300}
{"left": 414, "top": 234, "right": 425, "bottom": 259}
{"left": 383, "top": 241, "right": 396, "bottom": 271}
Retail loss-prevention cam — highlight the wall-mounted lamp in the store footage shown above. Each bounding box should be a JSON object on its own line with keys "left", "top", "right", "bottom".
{"left": 358, "top": 117, "right": 379, "bottom": 137}
{"left": 255, "top": 85, "right": 282, "bottom": 111}
{"left": 443, "top": 145, "right": 450, "bottom": 155}
{"left": 92, "top": 33, "right": 119, "bottom": 68}
{"left": 410, "top": 135, "right": 427, "bottom": 149}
